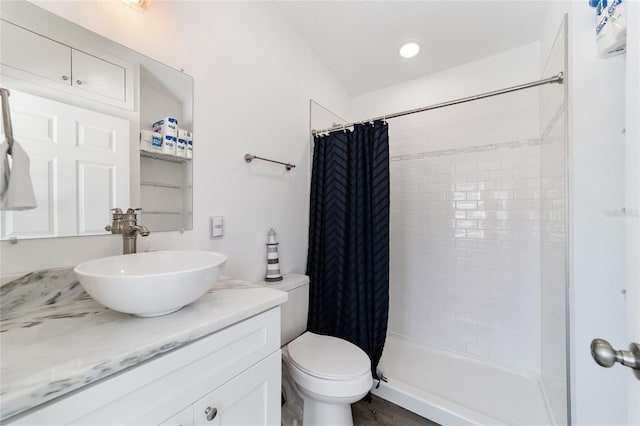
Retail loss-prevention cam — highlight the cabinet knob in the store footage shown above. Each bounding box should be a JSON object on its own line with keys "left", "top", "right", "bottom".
{"left": 204, "top": 406, "right": 218, "bottom": 421}
{"left": 62, "top": 75, "right": 69, "bottom": 81}
{"left": 76, "top": 80, "right": 83, "bottom": 85}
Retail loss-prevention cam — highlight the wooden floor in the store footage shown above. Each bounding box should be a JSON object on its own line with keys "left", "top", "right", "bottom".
{"left": 353, "top": 395, "right": 440, "bottom": 426}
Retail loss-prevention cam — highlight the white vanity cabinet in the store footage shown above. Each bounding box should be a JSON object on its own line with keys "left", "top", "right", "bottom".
{"left": 0, "top": 19, "right": 132, "bottom": 109}
{"left": 191, "top": 353, "right": 280, "bottom": 426}
{"left": 158, "top": 352, "right": 280, "bottom": 426}
{"left": 4, "top": 308, "right": 282, "bottom": 426}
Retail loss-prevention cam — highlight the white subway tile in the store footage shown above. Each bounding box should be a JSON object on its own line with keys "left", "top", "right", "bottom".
{"left": 455, "top": 239, "right": 479, "bottom": 248}
{"left": 491, "top": 190, "right": 512, "bottom": 200}
{"left": 477, "top": 180, "right": 501, "bottom": 190}
{"left": 456, "top": 220, "right": 478, "bottom": 229}
{"left": 467, "top": 210, "right": 488, "bottom": 220}
{"left": 456, "top": 201, "right": 478, "bottom": 210}
{"left": 466, "top": 171, "right": 490, "bottom": 181}
{"left": 456, "top": 182, "right": 478, "bottom": 191}
{"left": 456, "top": 163, "right": 478, "bottom": 173}
{"left": 388, "top": 138, "right": 542, "bottom": 373}
{"left": 477, "top": 161, "right": 502, "bottom": 171}
{"left": 489, "top": 170, "right": 515, "bottom": 180}
{"left": 466, "top": 191, "right": 481, "bottom": 200}
{"left": 451, "top": 191, "right": 468, "bottom": 201}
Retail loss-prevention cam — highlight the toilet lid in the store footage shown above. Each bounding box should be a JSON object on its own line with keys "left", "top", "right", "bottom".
{"left": 287, "top": 332, "right": 371, "bottom": 380}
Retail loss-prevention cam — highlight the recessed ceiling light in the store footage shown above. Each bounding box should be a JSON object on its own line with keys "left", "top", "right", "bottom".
{"left": 399, "top": 42, "right": 420, "bottom": 59}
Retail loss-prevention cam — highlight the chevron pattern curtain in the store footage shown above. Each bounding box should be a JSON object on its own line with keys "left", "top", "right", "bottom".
{"left": 306, "top": 120, "right": 390, "bottom": 379}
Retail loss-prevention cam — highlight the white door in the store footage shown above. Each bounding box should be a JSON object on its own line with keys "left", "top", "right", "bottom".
{"left": 623, "top": 3, "right": 640, "bottom": 423}
{"left": 590, "top": 3, "right": 640, "bottom": 425}
{"left": 0, "top": 90, "right": 129, "bottom": 239}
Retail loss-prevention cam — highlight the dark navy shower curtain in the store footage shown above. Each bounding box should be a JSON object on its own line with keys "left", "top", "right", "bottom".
{"left": 306, "top": 120, "right": 389, "bottom": 379}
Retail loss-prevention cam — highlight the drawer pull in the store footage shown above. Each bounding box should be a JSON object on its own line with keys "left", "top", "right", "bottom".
{"left": 62, "top": 75, "right": 69, "bottom": 80}
{"left": 204, "top": 406, "right": 218, "bottom": 421}
{"left": 76, "top": 80, "right": 83, "bottom": 85}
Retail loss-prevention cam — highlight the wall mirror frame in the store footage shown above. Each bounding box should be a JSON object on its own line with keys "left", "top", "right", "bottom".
{"left": 0, "top": 0, "right": 194, "bottom": 240}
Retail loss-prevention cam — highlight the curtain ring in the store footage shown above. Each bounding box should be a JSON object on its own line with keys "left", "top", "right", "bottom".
{"left": 383, "top": 115, "right": 387, "bottom": 125}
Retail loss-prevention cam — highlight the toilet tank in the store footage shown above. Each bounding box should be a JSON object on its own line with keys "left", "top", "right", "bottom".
{"left": 259, "top": 274, "right": 309, "bottom": 345}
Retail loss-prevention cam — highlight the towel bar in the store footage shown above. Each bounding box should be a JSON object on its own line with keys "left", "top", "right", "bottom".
{"left": 244, "top": 153, "right": 295, "bottom": 171}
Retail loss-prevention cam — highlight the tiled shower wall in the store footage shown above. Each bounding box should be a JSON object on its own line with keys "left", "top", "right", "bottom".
{"left": 388, "top": 91, "right": 542, "bottom": 373}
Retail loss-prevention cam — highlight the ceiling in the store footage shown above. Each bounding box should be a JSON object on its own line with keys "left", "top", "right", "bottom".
{"left": 274, "top": 1, "right": 552, "bottom": 96}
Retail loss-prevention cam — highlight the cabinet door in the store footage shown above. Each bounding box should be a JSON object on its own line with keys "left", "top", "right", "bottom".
{"left": 193, "top": 351, "right": 281, "bottom": 426}
{"left": 159, "top": 406, "right": 194, "bottom": 426}
{"left": 0, "top": 20, "right": 71, "bottom": 84}
{"left": 71, "top": 49, "right": 126, "bottom": 101}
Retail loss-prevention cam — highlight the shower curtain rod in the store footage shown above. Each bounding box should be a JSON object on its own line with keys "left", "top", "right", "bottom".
{"left": 312, "top": 72, "right": 564, "bottom": 136}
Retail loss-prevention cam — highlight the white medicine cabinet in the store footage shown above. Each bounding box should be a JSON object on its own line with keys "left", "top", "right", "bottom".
{"left": 0, "top": 0, "right": 193, "bottom": 239}
{"left": 0, "top": 20, "right": 131, "bottom": 109}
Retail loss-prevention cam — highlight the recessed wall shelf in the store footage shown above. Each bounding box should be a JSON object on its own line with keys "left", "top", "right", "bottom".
{"left": 140, "top": 150, "right": 191, "bottom": 163}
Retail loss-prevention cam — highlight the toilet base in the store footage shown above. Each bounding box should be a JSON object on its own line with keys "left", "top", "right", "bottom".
{"left": 302, "top": 397, "right": 354, "bottom": 426}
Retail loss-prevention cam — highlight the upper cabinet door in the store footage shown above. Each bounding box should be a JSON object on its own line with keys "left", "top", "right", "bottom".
{"left": 0, "top": 20, "right": 71, "bottom": 85}
{"left": 71, "top": 49, "right": 126, "bottom": 102}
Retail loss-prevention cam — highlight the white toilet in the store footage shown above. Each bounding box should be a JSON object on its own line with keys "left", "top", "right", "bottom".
{"left": 266, "top": 274, "right": 372, "bottom": 426}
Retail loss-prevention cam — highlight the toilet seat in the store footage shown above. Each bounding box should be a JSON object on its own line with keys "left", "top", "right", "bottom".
{"left": 283, "top": 332, "right": 373, "bottom": 426}
{"left": 287, "top": 332, "right": 371, "bottom": 380}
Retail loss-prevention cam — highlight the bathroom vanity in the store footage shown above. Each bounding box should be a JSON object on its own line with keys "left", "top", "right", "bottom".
{"left": 0, "top": 273, "right": 287, "bottom": 425}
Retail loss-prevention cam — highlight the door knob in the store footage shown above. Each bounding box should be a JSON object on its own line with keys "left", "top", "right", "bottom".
{"left": 590, "top": 338, "right": 640, "bottom": 380}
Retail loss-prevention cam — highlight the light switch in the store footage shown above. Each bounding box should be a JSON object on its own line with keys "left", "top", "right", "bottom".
{"left": 210, "top": 216, "right": 224, "bottom": 239}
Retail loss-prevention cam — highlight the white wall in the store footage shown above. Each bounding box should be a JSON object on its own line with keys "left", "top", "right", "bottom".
{"left": 540, "top": 3, "right": 629, "bottom": 425}
{"left": 352, "top": 44, "right": 544, "bottom": 373}
{"left": 0, "top": 1, "right": 351, "bottom": 282}
{"left": 352, "top": 43, "right": 542, "bottom": 120}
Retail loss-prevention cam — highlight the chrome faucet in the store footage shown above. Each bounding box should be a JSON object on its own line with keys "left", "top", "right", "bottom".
{"left": 106, "top": 208, "right": 150, "bottom": 254}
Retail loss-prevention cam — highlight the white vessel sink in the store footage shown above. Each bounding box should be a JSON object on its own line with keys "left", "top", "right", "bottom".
{"left": 74, "top": 250, "right": 227, "bottom": 317}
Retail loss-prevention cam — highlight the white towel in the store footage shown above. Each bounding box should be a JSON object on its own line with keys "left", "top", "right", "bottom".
{"left": 0, "top": 139, "right": 37, "bottom": 210}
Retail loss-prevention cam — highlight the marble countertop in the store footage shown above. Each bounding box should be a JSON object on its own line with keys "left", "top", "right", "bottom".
{"left": 0, "top": 269, "right": 287, "bottom": 421}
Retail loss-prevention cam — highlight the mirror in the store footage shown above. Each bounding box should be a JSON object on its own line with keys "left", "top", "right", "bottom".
{"left": 0, "top": 0, "right": 193, "bottom": 239}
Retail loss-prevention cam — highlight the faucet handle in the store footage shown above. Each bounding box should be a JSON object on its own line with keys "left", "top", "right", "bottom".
{"left": 126, "top": 208, "right": 142, "bottom": 214}
{"left": 107, "top": 208, "right": 125, "bottom": 234}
